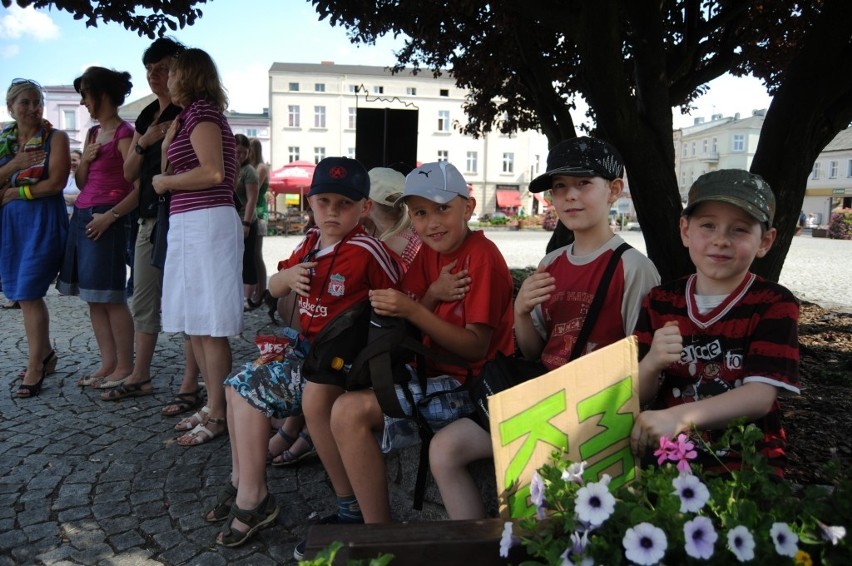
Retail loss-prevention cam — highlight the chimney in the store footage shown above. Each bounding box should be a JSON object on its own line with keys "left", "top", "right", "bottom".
{"left": 693, "top": 117, "right": 705, "bottom": 125}
{"left": 320, "top": 61, "right": 335, "bottom": 65}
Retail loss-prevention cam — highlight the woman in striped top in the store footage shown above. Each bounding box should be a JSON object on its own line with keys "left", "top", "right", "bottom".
{"left": 153, "top": 48, "right": 241, "bottom": 446}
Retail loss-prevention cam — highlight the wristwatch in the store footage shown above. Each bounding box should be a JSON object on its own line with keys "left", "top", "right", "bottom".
{"left": 111, "top": 209, "right": 120, "bottom": 219}
{"left": 134, "top": 142, "right": 146, "bottom": 155}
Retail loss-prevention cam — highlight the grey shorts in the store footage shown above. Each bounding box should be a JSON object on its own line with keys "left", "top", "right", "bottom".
{"left": 380, "top": 370, "right": 474, "bottom": 453}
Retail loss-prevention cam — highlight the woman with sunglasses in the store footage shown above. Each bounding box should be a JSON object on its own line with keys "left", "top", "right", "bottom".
{"left": 0, "top": 78, "right": 71, "bottom": 397}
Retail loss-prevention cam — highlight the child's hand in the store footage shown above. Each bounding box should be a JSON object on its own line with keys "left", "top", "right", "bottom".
{"left": 514, "top": 265, "right": 556, "bottom": 316}
{"left": 369, "top": 288, "right": 416, "bottom": 318}
{"left": 630, "top": 409, "right": 685, "bottom": 456}
{"left": 285, "top": 261, "right": 317, "bottom": 297}
{"left": 426, "top": 259, "right": 471, "bottom": 303}
{"left": 646, "top": 321, "right": 683, "bottom": 373}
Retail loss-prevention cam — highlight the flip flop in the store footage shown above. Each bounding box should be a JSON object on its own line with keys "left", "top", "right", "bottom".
{"left": 95, "top": 376, "right": 130, "bottom": 389}
{"left": 101, "top": 379, "right": 153, "bottom": 401}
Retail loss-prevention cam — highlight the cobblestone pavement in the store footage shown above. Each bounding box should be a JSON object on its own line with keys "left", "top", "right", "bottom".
{"left": 1, "top": 229, "right": 848, "bottom": 566}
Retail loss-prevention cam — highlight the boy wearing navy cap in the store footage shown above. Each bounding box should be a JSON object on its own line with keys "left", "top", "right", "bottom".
{"left": 211, "top": 157, "right": 401, "bottom": 547}
{"left": 631, "top": 169, "right": 800, "bottom": 477}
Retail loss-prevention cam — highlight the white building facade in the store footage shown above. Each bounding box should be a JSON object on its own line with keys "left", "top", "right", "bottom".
{"left": 268, "top": 62, "right": 550, "bottom": 216}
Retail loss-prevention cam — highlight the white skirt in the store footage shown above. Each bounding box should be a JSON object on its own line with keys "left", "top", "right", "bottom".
{"left": 162, "top": 206, "right": 244, "bottom": 337}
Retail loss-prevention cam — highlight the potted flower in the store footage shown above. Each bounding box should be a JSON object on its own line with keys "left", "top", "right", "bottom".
{"left": 500, "top": 423, "right": 849, "bottom": 565}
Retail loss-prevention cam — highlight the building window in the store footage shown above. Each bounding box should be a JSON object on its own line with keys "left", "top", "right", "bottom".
{"left": 812, "top": 162, "right": 821, "bottom": 180}
{"left": 847, "top": 159, "right": 852, "bottom": 178}
{"left": 315, "top": 83, "right": 325, "bottom": 92}
{"left": 702, "top": 139, "right": 708, "bottom": 154}
{"left": 373, "top": 85, "right": 384, "bottom": 94}
{"left": 437, "top": 110, "right": 450, "bottom": 132}
{"left": 288, "top": 105, "right": 300, "bottom": 128}
{"left": 466, "top": 151, "right": 478, "bottom": 174}
{"left": 681, "top": 171, "right": 687, "bottom": 187}
{"left": 712, "top": 138, "right": 717, "bottom": 154}
{"left": 829, "top": 160, "right": 838, "bottom": 179}
{"left": 406, "top": 87, "right": 417, "bottom": 96}
{"left": 288, "top": 146, "right": 300, "bottom": 163}
{"left": 732, "top": 134, "right": 745, "bottom": 152}
{"left": 62, "top": 109, "right": 76, "bottom": 130}
{"left": 246, "top": 128, "right": 258, "bottom": 137}
{"left": 440, "top": 89, "right": 449, "bottom": 97}
{"left": 347, "top": 147, "right": 356, "bottom": 159}
{"left": 690, "top": 142, "right": 695, "bottom": 156}
{"left": 437, "top": 150, "right": 448, "bottom": 162}
{"left": 314, "top": 106, "right": 326, "bottom": 128}
{"left": 349, "top": 84, "right": 358, "bottom": 93}
{"left": 314, "top": 147, "right": 326, "bottom": 163}
{"left": 288, "top": 82, "right": 299, "bottom": 92}
{"left": 502, "top": 152, "right": 515, "bottom": 174}
{"left": 681, "top": 143, "right": 687, "bottom": 158}
{"left": 348, "top": 107, "right": 357, "bottom": 130}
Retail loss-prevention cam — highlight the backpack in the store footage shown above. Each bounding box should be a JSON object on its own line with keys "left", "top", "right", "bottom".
{"left": 309, "top": 304, "right": 470, "bottom": 509}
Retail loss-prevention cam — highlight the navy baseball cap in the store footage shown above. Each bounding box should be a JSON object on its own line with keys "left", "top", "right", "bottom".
{"left": 529, "top": 136, "right": 625, "bottom": 193}
{"left": 307, "top": 157, "right": 370, "bottom": 201}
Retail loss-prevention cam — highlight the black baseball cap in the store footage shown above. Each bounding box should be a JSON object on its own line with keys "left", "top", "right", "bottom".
{"left": 529, "top": 136, "right": 625, "bottom": 193}
{"left": 307, "top": 157, "right": 370, "bottom": 201}
{"left": 683, "top": 169, "right": 776, "bottom": 227}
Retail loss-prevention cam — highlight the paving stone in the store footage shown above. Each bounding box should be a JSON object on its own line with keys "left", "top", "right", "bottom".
{"left": 102, "top": 515, "right": 139, "bottom": 536}
{"left": 0, "top": 529, "right": 26, "bottom": 551}
{"left": 109, "top": 530, "right": 147, "bottom": 553}
{"left": 17, "top": 506, "right": 50, "bottom": 527}
{"left": 157, "top": 542, "right": 203, "bottom": 565}
{"left": 139, "top": 516, "right": 173, "bottom": 536}
{"left": 57, "top": 505, "right": 92, "bottom": 522}
{"left": 92, "top": 500, "right": 131, "bottom": 520}
{"left": 70, "top": 542, "right": 116, "bottom": 564}
{"left": 22, "top": 520, "right": 58, "bottom": 541}
{"left": 35, "top": 544, "right": 75, "bottom": 563}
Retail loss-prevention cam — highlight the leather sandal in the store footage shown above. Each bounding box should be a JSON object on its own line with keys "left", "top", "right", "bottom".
{"left": 271, "top": 431, "right": 316, "bottom": 467}
{"left": 177, "top": 416, "right": 226, "bottom": 446}
{"left": 216, "top": 493, "right": 280, "bottom": 547}
{"left": 266, "top": 427, "right": 297, "bottom": 464}
{"left": 205, "top": 483, "right": 237, "bottom": 523}
{"left": 174, "top": 406, "right": 210, "bottom": 431}
{"left": 161, "top": 390, "right": 204, "bottom": 417}
{"left": 101, "top": 379, "right": 153, "bottom": 401}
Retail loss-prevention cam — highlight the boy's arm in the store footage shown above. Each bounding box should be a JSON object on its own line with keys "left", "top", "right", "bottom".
{"left": 513, "top": 265, "right": 555, "bottom": 360}
{"left": 630, "top": 382, "right": 778, "bottom": 455}
{"left": 269, "top": 261, "right": 317, "bottom": 298}
{"left": 421, "top": 259, "right": 471, "bottom": 311}
{"left": 370, "top": 288, "right": 493, "bottom": 361}
{"left": 637, "top": 321, "right": 682, "bottom": 404}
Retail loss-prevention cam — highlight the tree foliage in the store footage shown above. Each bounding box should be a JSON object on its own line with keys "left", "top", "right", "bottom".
{"left": 3, "top": 0, "right": 207, "bottom": 38}
{"left": 312, "top": 0, "right": 852, "bottom": 282}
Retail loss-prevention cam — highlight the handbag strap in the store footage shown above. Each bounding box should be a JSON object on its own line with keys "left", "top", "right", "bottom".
{"left": 568, "top": 241, "right": 632, "bottom": 361}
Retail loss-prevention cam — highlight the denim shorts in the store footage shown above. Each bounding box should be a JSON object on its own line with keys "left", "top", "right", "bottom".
{"left": 225, "top": 353, "right": 306, "bottom": 419}
{"left": 380, "top": 370, "right": 475, "bottom": 453}
{"left": 56, "top": 206, "right": 128, "bottom": 303}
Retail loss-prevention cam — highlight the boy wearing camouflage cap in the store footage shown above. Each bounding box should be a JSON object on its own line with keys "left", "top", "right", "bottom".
{"left": 632, "top": 169, "right": 800, "bottom": 477}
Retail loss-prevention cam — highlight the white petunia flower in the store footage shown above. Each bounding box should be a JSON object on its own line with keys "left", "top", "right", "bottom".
{"left": 672, "top": 473, "right": 710, "bottom": 513}
{"left": 561, "top": 461, "right": 588, "bottom": 485}
{"left": 500, "top": 521, "right": 518, "bottom": 558}
{"left": 574, "top": 480, "right": 616, "bottom": 526}
{"left": 727, "top": 525, "right": 756, "bottom": 562}
{"left": 817, "top": 521, "right": 846, "bottom": 545}
{"left": 623, "top": 522, "right": 667, "bottom": 565}
{"left": 683, "top": 516, "right": 718, "bottom": 559}
{"left": 770, "top": 522, "right": 799, "bottom": 557}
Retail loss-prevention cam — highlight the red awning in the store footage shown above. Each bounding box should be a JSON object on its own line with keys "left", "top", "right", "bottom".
{"left": 495, "top": 189, "right": 522, "bottom": 208}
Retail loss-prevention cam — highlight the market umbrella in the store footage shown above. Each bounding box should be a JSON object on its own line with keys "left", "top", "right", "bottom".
{"left": 268, "top": 160, "right": 316, "bottom": 211}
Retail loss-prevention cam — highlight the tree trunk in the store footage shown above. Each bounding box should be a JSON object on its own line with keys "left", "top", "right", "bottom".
{"left": 750, "top": 0, "right": 852, "bottom": 281}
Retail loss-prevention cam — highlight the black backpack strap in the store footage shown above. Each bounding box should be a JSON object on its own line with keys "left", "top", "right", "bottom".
{"left": 569, "top": 242, "right": 632, "bottom": 361}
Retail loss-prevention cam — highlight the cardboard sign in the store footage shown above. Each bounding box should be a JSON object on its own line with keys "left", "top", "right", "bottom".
{"left": 489, "top": 336, "right": 640, "bottom": 518}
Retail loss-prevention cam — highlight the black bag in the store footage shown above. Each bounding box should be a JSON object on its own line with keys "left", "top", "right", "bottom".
{"left": 469, "top": 242, "right": 632, "bottom": 431}
{"left": 149, "top": 194, "right": 170, "bottom": 269}
{"left": 301, "top": 301, "right": 372, "bottom": 383}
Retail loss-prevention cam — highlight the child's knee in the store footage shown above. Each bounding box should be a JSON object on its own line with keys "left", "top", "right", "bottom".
{"left": 330, "top": 391, "right": 380, "bottom": 434}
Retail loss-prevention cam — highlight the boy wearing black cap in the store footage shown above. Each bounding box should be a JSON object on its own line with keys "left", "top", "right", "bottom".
{"left": 212, "top": 157, "right": 401, "bottom": 547}
{"left": 430, "top": 138, "right": 659, "bottom": 520}
{"left": 631, "top": 169, "right": 800, "bottom": 477}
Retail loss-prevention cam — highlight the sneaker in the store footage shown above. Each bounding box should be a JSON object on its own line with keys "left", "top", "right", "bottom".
{"left": 293, "top": 512, "right": 364, "bottom": 561}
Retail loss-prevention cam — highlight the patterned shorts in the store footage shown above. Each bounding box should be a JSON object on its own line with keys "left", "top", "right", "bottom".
{"left": 380, "top": 371, "right": 475, "bottom": 453}
{"left": 225, "top": 354, "right": 305, "bottom": 419}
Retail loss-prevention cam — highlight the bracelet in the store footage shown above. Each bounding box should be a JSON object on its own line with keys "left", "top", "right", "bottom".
{"left": 24, "top": 185, "right": 33, "bottom": 200}
{"left": 19, "top": 186, "right": 25, "bottom": 199}
{"left": 242, "top": 220, "right": 251, "bottom": 227}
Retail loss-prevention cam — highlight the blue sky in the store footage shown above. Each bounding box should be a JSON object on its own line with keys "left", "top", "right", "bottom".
{"left": 0, "top": 1, "right": 771, "bottom": 126}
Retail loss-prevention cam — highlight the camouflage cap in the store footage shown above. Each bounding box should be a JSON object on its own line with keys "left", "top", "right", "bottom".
{"left": 683, "top": 169, "right": 776, "bottom": 227}
{"left": 529, "top": 136, "right": 625, "bottom": 193}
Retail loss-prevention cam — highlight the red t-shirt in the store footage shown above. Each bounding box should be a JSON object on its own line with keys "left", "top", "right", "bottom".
{"left": 278, "top": 225, "right": 401, "bottom": 341}
{"left": 402, "top": 230, "right": 514, "bottom": 383}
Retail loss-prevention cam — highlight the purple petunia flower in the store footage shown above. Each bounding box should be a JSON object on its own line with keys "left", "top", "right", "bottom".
{"left": 672, "top": 473, "right": 710, "bottom": 513}
{"left": 574, "top": 479, "right": 615, "bottom": 527}
{"left": 727, "top": 525, "right": 756, "bottom": 562}
{"left": 623, "top": 522, "right": 667, "bottom": 565}
{"left": 683, "top": 516, "right": 718, "bottom": 559}
{"left": 500, "top": 521, "right": 519, "bottom": 558}
{"left": 770, "top": 522, "right": 799, "bottom": 557}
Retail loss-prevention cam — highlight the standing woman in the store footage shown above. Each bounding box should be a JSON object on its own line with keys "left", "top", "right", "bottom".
{"left": 153, "top": 48, "right": 241, "bottom": 446}
{"left": 0, "top": 79, "right": 70, "bottom": 398}
{"left": 247, "top": 138, "right": 269, "bottom": 308}
{"left": 233, "top": 134, "right": 259, "bottom": 309}
{"left": 58, "top": 67, "right": 136, "bottom": 389}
